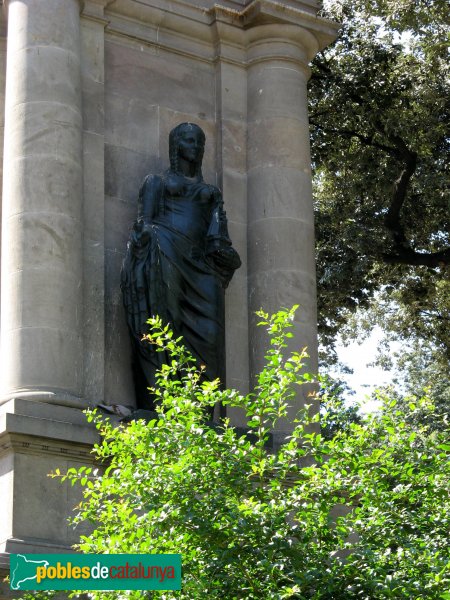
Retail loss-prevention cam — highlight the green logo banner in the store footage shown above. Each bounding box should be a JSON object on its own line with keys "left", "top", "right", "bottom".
{"left": 10, "top": 554, "right": 181, "bottom": 591}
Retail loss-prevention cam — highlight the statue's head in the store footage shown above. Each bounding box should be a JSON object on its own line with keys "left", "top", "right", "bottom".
{"left": 169, "top": 122, "right": 205, "bottom": 177}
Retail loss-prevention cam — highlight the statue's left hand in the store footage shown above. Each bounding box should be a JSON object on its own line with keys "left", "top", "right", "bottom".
{"left": 211, "top": 247, "right": 241, "bottom": 270}
{"left": 132, "top": 220, "right": 151, "bottom": 245}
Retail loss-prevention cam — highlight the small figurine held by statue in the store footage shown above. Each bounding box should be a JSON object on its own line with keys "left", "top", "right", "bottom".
{"left": 121, "top": 122, "right": 241, "bottom": 411}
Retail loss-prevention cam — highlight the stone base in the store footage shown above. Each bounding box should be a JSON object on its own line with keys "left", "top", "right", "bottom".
{"left": 0, "top": 399, "right": 98, "bottom": 564}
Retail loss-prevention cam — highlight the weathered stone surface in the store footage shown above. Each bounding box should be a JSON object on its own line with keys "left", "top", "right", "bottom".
{"left": 225, "top": 270, "right": 250, "bottom": 392}
{"left": 6, "top": 46, "right": 80, "bottom": 108}
{"left": 220, "top": 121, "right": 247, "bottom": 174}
{"left": 105, "top": 94, "right": 159, "bottom": 156}
{"left": 221, "top": 169, "right": 247, "bottom": 224}
{"left": 5, "top": 212, "right": 82, "bottom": 276}
{"left": 248, "top": 269, "right": 318, "bottom": 324}
{"left": 0, "top": 398, "right": 92, "bottom": 426}
{"left": 2, "top": 328, "right": 83, "bottom": 396}
{"left": 105, "top": 196, "right": 137, "bottom": 253}
{"left": 215, "top": 63, "right": 247, "bottom": 123}
{"left": 104, "top": 144, "right": 151, "bottom": 202}
{"left": 81, "top": 14, "right": 106, "bottom": 406}
{"left": 248, "top": 219, "right": 316, "bottom": 276}
{"left": 105, "top": 39, "right": 216, "bottom": 117}
{"left": 7, "top": 0, "right": 81, "bottom": 55}
{"left": 104, "top": 248, "right": 134, "bottom": 406}
{"left": 248, "top": 167, "right": 314, "bottom": 225}
{"left": 248, "top": 63, "right": 309, "bottom": 123}
{"left": 2, "top": 269, "right": 81, "bottom": 331}
{"left": 81, "top": 17, "right": 106, "bottom": 136}
{"left": 247, "top": 118, "right": 312, "bottom": 171}
{"left": 2, "top": 154, "right": 82, "bottom": 218}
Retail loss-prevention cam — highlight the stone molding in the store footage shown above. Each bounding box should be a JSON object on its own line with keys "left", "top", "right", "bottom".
{"left": 0, "top": 429, "right": 94, "bottom": 462}
{"left": 92, "top": 0, "right": 337, "bottom": 69}
{"left": 0, "top": 413, "right": 97, "bottom": 461}
{"left": 80, "top": 0, "right": 111, "bottom": 26}
{"left": 0, "top": 398, "right": 98, "bottom": 458}
{"left": 0, "top": 390, "right": 87, "bottom": 410}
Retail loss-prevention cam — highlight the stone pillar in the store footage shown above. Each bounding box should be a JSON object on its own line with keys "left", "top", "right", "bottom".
{"left": 0, "top": 0, "right": 85, "bottom": 407}
{"left": 247, "top": 24, "right": 319, "bottom": 437}
{"left": 213, "top": 21, "right": 250, "bottom": 400}
{"left": 80, "top": 1, "right": 108, "bottom": 406}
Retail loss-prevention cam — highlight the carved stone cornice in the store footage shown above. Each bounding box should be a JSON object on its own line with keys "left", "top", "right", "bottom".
{"left": 0, "top": 431, "right": 95, "bottom": 461}
{"left": 0, "top": 412, "right": 98, "bottom": 461}
{"left": 99, "top": 0, "right": 338, "bottom": 67}
{"left": 80, "top": 0, "right": 111, "bottom": 25}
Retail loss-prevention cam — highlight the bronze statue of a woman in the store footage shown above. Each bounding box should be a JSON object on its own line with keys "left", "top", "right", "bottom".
{"left": 121, "top": 123, "right": 241, "bottom": 409}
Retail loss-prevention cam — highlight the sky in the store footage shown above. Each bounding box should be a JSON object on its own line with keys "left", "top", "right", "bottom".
{"left": 334, "top": 327, "right": 401, "bottom": 413}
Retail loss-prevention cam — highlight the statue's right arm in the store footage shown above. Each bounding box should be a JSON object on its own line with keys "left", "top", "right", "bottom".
{"left": 130, "top": 175, "right": 163, "bottom": 248}
{"left": 138, "top": 174, "right": 164, "bottom": 222}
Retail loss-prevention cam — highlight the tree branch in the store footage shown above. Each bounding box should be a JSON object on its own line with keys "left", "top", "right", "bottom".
{"left": 418, "top": 310, "right": 450, "bottom": 322}
{"left": 310, "top": 79, "right": 449, "bottom": 269}
{"left": 384, "top": 139, "right": 418, "bottom": 246}
{"left": 383, "top": 247, "right": 450, "bottom": 267}
{"left": 309, "top": 121, "right": 400, "bottom": 157}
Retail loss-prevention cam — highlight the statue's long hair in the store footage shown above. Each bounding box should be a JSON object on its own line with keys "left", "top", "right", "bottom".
{"left": 169, "top": 122, "right": 205, "bottom": 179}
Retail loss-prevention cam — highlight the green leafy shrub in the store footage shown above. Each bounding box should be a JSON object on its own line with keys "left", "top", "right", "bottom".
{"left": 25, "top": 308, "right": 450, "bottom": 599}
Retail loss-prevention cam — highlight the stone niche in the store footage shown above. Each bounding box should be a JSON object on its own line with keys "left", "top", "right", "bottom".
{"left": 0, "top": 0, "right": 338, "bottom": 579}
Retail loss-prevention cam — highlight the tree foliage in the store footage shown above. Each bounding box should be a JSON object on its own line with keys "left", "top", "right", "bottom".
{"left": 22, "top": 311, "right": 450, "bottom": 600}
{"left": 309, "top": 0, "right": 449, "bottom": 364}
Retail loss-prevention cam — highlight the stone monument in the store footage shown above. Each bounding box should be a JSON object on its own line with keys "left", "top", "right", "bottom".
{"left": 0, "top": 0, "right": 338, "bottom": 589}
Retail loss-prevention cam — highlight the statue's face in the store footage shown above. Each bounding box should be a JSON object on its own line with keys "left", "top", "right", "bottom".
{"left": 177, "top": 127, "right": 204, "bottom": 165}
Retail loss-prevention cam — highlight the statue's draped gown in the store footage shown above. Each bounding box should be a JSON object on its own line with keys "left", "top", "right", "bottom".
{"left": 121, "top": 170, "right": 237, "bottom": 409}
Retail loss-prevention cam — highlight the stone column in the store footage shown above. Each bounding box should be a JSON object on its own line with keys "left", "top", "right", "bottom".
{"left": 0, "top": 0, "right": 84, "bottom": 407}
{"left": 247, "top": 24, "right": 319, "bottom": 437}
